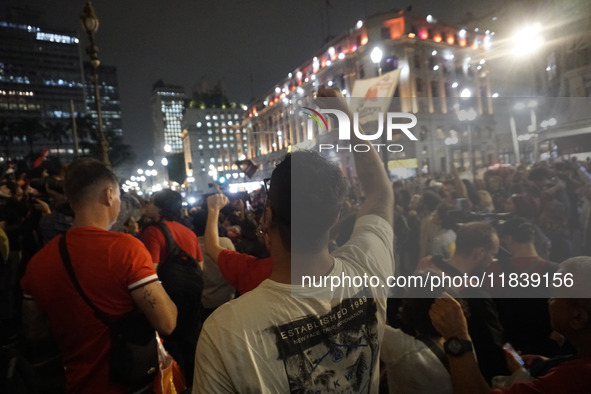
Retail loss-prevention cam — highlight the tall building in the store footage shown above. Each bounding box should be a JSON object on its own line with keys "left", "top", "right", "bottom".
{"left": 0, "top": 10, "right": 87, "bottom": 159}
{"left": 83, "top": 62, "right": 123, "bottom": 137}
{"left": 244, "top": 9, "right": 503, "bottom": 176}
{"left": 182, "top": 106, "right": 247, "bottom": 192}
{"left": 0, "top": 16, "right": 85, "bottom": 121}
{"left": 151, "top": 80, "right": 186, "bottom": 157}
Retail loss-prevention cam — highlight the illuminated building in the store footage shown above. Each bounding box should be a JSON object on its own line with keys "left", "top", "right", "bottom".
{"left": 0, "top": 19, "right": 84, "bottom": 123}
{"left": 151, "top": 80, "right": 186, "bottom": 156}
{"left": 181, "top": 105, "right": 247, "bottom": 192}
{"left": 83, "top": 63, "right": 123, "bottom": 137}
{"left": 244, "top": 9, "right": 501, "bottom": 175}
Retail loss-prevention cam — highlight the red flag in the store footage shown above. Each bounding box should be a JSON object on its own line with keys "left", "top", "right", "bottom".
{"left": 33, "top": 149, "right": 49, "bottom": 168}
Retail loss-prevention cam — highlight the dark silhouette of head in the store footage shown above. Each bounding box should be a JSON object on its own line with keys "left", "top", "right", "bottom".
{"left": 268, "top": 150, "right": 347, "bottom": 253}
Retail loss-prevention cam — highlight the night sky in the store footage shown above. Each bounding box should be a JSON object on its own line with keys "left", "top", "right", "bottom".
{"left": 5, "top": 0, "right": 495, "bottom": 158}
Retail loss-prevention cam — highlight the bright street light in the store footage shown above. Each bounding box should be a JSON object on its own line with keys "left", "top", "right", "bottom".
{"left": 370, "top": 47, "right": 383, "bottom": 64}
{"left": 161, "top": 157, "right": 168, "bottom": 166}
{"left": 511, "top": 23, "right": 544, "bottom": 56}
{"left": 147, "top": 160, "right": 154, "bottom": 167}
{"left": 164, "top": 144, "right": 172, "bottom": 153}
{"left": 460, "top": 88, "right": 472, "bottom": 98}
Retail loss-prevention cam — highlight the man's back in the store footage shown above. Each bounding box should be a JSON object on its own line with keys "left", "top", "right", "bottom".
{"left": 21, "top": 227, "right": 158, "bottom": 394}
{"left": 194, "top": 214, "right": 393, "bottom": 393}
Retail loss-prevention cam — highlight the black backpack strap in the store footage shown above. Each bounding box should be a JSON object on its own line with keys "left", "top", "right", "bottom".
{"left": 58, "top": 234, "right": 111, "bottom": 326}
{"left": 156, "top": 222, "right": 180, "bottom": 256}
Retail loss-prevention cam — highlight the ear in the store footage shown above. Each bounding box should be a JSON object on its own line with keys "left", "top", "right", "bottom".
{"left": 264, "top": 205, "right": 273, "bottom": 228}
{"left": 105, "top": 186, "right": 115, "bottom": 207}
{"left": 329, "top": 212, "right": 341, "bottom": 230}
{"left": 473, "top": 247, "right": 485, "bottom": 262}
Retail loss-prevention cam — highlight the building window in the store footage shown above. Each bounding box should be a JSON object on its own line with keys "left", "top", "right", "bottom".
{"left": 416, "top": 78, "right": 424, "bottom": 93}
{"left": 384, "top": 56, "right": 398, "bottom": 72}
{"left": 431, "top": 81, "right": 439, "bottom": 98}
{"left": 414, "top": 55, "right": 421, "bottom": 69}
{"left": 381, "top": 27, "right": 391, "bottom": 40}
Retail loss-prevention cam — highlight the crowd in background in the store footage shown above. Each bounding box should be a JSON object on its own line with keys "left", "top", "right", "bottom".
{"left": 1, "top": 153, "right": 591, "bottom": 393}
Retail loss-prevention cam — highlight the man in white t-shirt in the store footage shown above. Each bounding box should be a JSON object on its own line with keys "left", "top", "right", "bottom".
{"left": 193, "top": 88, "right": 394, "bottom": 393}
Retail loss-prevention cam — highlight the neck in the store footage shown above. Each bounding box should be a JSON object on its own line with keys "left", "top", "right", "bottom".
{"left": 269, "top": 248, "right": 334, "bottom": 285}
{"left": 509, "top": 243, "right": 538, "bottom": 258}
{"left": 448, "top": 254, "right": 474, "bottom": 275}
{"left": 71, "top": 205, "right": 112, "bottom": 230}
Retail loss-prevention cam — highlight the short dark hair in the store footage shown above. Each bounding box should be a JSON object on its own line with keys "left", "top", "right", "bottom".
{"left": 64, "top": 158, "right": 118, "bottom": 206}
{"left": 499, "top": 217, "right": 535, "bottom": 243}
{"left": 455, "top": 221, "right": 497, "bottom": 256}
{"left": 269, "top": 150, "right": 347, "bottom": 253}
{"left": 528, "top": 167, "right": 551, "bottom": 182}
{"left": 421, "top": 191, "right": 442, "bottom": 212}
{"left": 153, "top": 189, "right": 183, "bottom": 222}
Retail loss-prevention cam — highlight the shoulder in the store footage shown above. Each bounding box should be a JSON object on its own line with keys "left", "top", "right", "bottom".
{"left": 166, "top": 221, "right": 197, "bottom": 238}
{"left": 24, "top": 235, "right": 61, "bottom": 274}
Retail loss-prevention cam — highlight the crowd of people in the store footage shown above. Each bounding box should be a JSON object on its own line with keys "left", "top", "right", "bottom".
{"left": 1, "top": 88, "right": 591, "bottom": 393}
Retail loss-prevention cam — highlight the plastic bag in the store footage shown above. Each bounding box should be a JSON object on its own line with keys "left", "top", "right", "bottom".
{"left": 153, "top": 334, "right": 186, "bottom": 394}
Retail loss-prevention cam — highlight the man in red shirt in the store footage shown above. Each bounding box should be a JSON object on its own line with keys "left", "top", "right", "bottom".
{"left": 21, "top": 158, "right": 177, "bottom": 394}
{"left": 204, "top": 194, "right": 272, "bottom": 294}
{"left": 142, "top": 189, "right": 203, "bottom": 384}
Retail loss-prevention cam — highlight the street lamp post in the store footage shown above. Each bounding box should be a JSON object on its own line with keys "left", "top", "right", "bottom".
{"left": 80, "top": 1, "right": 111, "bottom": 167}
{"left": 370, "top": 47, "right": 383, "bottom": 76}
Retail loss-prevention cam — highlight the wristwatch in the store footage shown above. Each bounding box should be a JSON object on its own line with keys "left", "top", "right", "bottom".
{"left": 443, "top": 337, "right": 473, "bottom": 357}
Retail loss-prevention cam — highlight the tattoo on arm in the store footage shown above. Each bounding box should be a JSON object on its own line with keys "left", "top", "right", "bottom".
{"left": 143, "top": 288, "right": 157, "bottom": 309}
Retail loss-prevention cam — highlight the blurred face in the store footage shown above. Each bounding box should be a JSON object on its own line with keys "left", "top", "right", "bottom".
{"left": 474, "top": 234, "right": 500, "bottom": 270}
{"left": 145, "top": 195, "right": 161, "bottom": 221}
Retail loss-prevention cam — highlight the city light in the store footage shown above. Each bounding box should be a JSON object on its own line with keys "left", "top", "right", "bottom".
{"left": 458, "top": 108, "right": 477, "bottom": 121}
{"left": 460, "top": 88, "right": 472, "bottom": 98}
{"left": 370, "top": 47, "right": 383, "bottom": 64}
{"left": 164, "top": 144, "right": 172, "bottom": 153}
{"left": 514, "top": 102, "right": 526, "bottom": 110}
{"left": 161, "top": 157, "right": 168, "bottom": 166}
{"left": 511, "top": 23, "right": 544, "bottom": 56}
{"left": 137, "top": 168, "right": 144, "bottom": 175}
{"left": 147, "top": 160, "right": 154, "bottom": 167}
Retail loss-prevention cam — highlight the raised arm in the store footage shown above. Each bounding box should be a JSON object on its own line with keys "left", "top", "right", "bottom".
{"left": 317, "top": 87, "right": 393, "bottom": 227}
{"left": 204, "top": 193, "right": 230, "bottom": 262}
{"left": 429, "top": 295, "right": 494, "bottom": 394}
{"left": 450, "top": 160, "right": 470, "bottom": 205}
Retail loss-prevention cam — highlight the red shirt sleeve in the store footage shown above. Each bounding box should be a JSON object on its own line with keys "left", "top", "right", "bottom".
{"left": 118, "top": 236, "right": 159, "bottom": 291}
{"left": 217, "top": 250, "right": 272, "bottom": 294}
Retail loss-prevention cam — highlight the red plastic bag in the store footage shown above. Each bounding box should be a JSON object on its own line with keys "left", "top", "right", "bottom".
{"left": 153, "top": 335, "right": 186, "bottom": 394}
